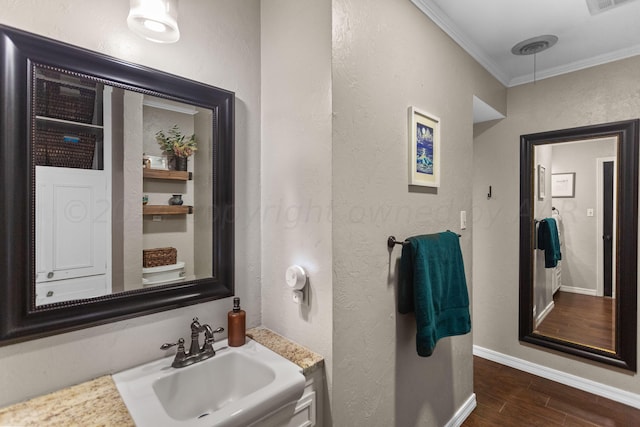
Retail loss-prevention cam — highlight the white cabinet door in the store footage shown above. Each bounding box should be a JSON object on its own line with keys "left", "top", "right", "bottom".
{"left": 250, "top": 374, "right": 320, "bottom": 427}
{"left": 36, "top": 166, "right": 108, "bottom": 283}
{"left": 36, "top": 275, "right": 109, "bottom": 305}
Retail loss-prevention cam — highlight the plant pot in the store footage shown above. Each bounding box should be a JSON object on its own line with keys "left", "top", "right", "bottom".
{"left": 169, "top": 194, "right": 183, "bottom": 206}
{"left": 174, "top": 156, "right": 188, "bottom": 171}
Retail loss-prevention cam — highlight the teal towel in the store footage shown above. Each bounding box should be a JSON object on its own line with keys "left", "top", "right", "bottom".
{"left": 537, "top": 218, "right": 562, "bottom": 268}
{"left": 398, "top": 231, "right": 471, "bottom": 357}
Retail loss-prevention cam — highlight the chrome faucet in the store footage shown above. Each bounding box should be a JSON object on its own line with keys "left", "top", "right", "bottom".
{"left": 160, "top": 317, "right": 224, "bottom": 368}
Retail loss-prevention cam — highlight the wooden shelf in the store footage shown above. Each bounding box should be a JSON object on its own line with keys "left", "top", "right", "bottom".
{"left": 143, "top": 205, "right": 193, "bottom": 215}
{"left": 35, "top": 116, "right": 104, "bottom": 134}
{"left": 143, "top": 169, "right": 191, "bottom": 181}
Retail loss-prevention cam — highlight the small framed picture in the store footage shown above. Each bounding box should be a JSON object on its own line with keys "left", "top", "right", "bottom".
{"left": 409, "top": 107, "right": 440, "bottom": 187}
{"left": 552, "top": 172, "right": 576, "bottom": 198}
{"left": 147, "top": 155, "right": 168, "bottom": 170}
{"left": 538, "top": 164, "right": 546, "bottom": 200}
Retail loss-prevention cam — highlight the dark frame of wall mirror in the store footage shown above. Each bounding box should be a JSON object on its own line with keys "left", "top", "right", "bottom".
{"left": 519, "top": 120, "right": 639, "bottom": 371}
{"left": 0, "top": 25, "right": 235, "bottom": 345}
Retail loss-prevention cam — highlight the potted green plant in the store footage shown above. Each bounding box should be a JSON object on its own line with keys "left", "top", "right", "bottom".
{"left": 155, "top": 125, "right": 197, "bottom": 171}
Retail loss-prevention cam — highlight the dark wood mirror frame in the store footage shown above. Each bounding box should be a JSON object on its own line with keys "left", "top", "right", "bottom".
{"left": 519, "top": 120, "right": 638, "bottom": 371}
{"left": 0, "top": 25, "right": 234, "bottom": 345}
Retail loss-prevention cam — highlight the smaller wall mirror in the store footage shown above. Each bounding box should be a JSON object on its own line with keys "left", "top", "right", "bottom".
{"left": 519, "top": 120, "right": 638, "bottom": 371}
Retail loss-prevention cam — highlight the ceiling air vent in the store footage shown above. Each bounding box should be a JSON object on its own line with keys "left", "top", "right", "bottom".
{"left": 586, "top": 0, "right": 636, "bottom": 15}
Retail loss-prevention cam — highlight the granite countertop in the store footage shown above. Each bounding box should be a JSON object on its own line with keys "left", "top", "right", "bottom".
{"left": 246, "top": 327, "right": 324, "bottom": 375}
{"left": 0, "top": 376, "right": 135, "bottom": 427}
{"left": 0, "top": 327, "right": 323, "bottom": 426}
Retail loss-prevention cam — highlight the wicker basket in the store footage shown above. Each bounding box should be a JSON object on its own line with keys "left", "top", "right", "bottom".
{"left": 143, "top": 247, "right": 177, "bottom": 268}
{"left": 35, "top": 78, "right": 96, "bottom": 124}
{"left": 35, "top": 79, "right": 48, "bottom": 118}
{"left": 34, "top": 129, "right": 96, "bottom": 169}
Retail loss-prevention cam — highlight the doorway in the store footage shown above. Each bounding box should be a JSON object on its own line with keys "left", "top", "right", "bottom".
{"left": 597, "top": 156, "right": 616, "bottom": 298}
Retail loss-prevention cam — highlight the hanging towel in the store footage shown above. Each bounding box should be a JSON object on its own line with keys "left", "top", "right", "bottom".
{"left": 398, "top": 231, "right": 471, "bottom": 357}
{"left": 537, "top": 218, "right": 562, "bottom": 268}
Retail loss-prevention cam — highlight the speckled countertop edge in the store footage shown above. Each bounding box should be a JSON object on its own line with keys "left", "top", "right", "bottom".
{"left": 246, "top": 327, "right": 324, "bottom": 375}
{"left": 0, "top": 375, "right": 135, "bottom": 427}
{"left": 0, "top": 327, "right": 323, "bottom": 425}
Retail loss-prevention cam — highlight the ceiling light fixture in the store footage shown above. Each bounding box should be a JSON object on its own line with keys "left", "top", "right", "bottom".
{"left": 511, "top": 35, "right": 558, "bottom": 84}
{"left": 127, "top": 0, "right": 180, "bottom": 43}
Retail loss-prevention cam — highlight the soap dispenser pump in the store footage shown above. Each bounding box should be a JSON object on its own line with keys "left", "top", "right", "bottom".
{"left": 228, "top": 297, "right": 246, "bottom": 347}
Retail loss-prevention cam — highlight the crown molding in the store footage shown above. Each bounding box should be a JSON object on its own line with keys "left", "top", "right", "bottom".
{"left": 411, "top": 0, "right": 640, "bottom": 89}
{"left": 410, "top": 0, "right": 510, "bottom": 86}
{"left": 508, "top": 44, "right": 640, "bottom": 87}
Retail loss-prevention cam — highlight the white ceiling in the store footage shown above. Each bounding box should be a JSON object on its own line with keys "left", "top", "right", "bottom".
{"left": 411, "top": 0, "right": 640, "bottom": 87}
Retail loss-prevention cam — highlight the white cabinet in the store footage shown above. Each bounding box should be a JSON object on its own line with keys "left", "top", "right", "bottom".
{"left": 251, "top": 370, "right": 322, "bottom": 427}
{"left": 35, "top": 166, "right": 110, "bottom": 303}
{"left": 33, "top": 66, "right": 113, "bottom": 305}
{"left": 287, "top": 380, "right": 317, "bottom": 427}
{"left": 35, "top": 275, "right": 109, "bottom": 306}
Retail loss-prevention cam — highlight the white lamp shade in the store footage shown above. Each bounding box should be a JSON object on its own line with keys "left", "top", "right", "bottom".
{"left": 127, "top": 0, "right": 180, "bottom": 43}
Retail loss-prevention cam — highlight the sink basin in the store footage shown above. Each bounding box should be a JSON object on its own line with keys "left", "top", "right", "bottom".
{"left": 113, "top": 339, "right": 305, "bottom": 426}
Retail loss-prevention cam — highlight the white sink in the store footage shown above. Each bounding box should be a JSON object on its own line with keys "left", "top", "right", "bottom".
{"left": 113, "top": 339, "right": 305, "bottom": 427}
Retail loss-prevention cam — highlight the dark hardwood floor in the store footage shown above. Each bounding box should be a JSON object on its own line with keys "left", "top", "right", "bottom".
{"left": 462, "top": 356, "right": 640, "bottom": 426}
{"left": 535, "top": 291, "right": 614, "bottom": 351}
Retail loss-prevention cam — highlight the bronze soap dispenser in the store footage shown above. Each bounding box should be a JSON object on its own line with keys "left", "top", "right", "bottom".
{"left": 227, "top": 297, "right": 246, "bottom": 347}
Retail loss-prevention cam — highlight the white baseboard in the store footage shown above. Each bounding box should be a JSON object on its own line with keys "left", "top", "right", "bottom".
{"left": 445, "top": 393, "right": 476, "bottom": 427}
{"left": 559, "top": 285, "right": 597, "bottom": 296}
{"left": 473, "top": 346, "right": 640, "bottom": 409}
{"left": 535, "top": 301, "right": 554, "bottom": 328}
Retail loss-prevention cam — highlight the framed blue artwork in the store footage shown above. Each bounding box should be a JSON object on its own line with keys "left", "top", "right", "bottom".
{"left": 409, "top": 107, "right": 440, "bottom": 187}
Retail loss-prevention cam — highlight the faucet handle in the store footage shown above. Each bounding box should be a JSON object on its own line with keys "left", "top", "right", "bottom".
{"left": 206, "top": 326, "right": 224, "bottom": 339}
{"left": 202, "top": 326, "right": 224, "bottom": 353}
{"left": 160, "top": 337, "right": 185, "bottom": 351}
{"left": 161, "top": 338, "right": 188, "bottom": 368}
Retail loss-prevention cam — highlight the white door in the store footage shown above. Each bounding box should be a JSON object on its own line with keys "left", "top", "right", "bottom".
{"left": 36, "top": 166, "right": 108, "bottom": 283}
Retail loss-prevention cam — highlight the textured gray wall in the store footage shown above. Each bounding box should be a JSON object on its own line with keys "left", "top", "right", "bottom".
{"left": 332, "top": 0, "right": 506, "bottom": 425}
{"left": 260, "top": 0, "right": 333, "bottom": 424}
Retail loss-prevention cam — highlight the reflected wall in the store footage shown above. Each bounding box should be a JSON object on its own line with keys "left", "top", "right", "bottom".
{"left": 532, "top": 137, "right": 617, "bottom": 352}
{"left": 32, "top": 64, "right": 215, "bottom": 307}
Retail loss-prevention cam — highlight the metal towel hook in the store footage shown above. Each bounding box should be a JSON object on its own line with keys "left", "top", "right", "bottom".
{"left": 387, "top": 236, "right": 406, "bottom": 249}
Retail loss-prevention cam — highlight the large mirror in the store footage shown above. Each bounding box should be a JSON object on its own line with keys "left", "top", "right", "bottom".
{"left": 519, "top": 120, "right": 638, "bottom": 371}
{"left": 0, "top": 25, "right": 234, "bottom": 344}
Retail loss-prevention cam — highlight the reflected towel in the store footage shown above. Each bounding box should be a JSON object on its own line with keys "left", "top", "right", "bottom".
{"left": 537, "top": 218, "right": 562, "bottom": 268}
{"left": 398, "top": 231, "right": 471, "bottom": 357}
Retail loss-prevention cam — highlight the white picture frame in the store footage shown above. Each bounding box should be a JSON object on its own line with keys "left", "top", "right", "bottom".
{"left": 538, "top": 164, "right": 546, "bottom": 200}
{"left": 147, "top": 155, "right": 168, "bottom": 170}
{"left": 552, "top": 172, "right": 576, "bottom": 198}
{"left": 409, "top": 106, "right": 440, "bottom": 187}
